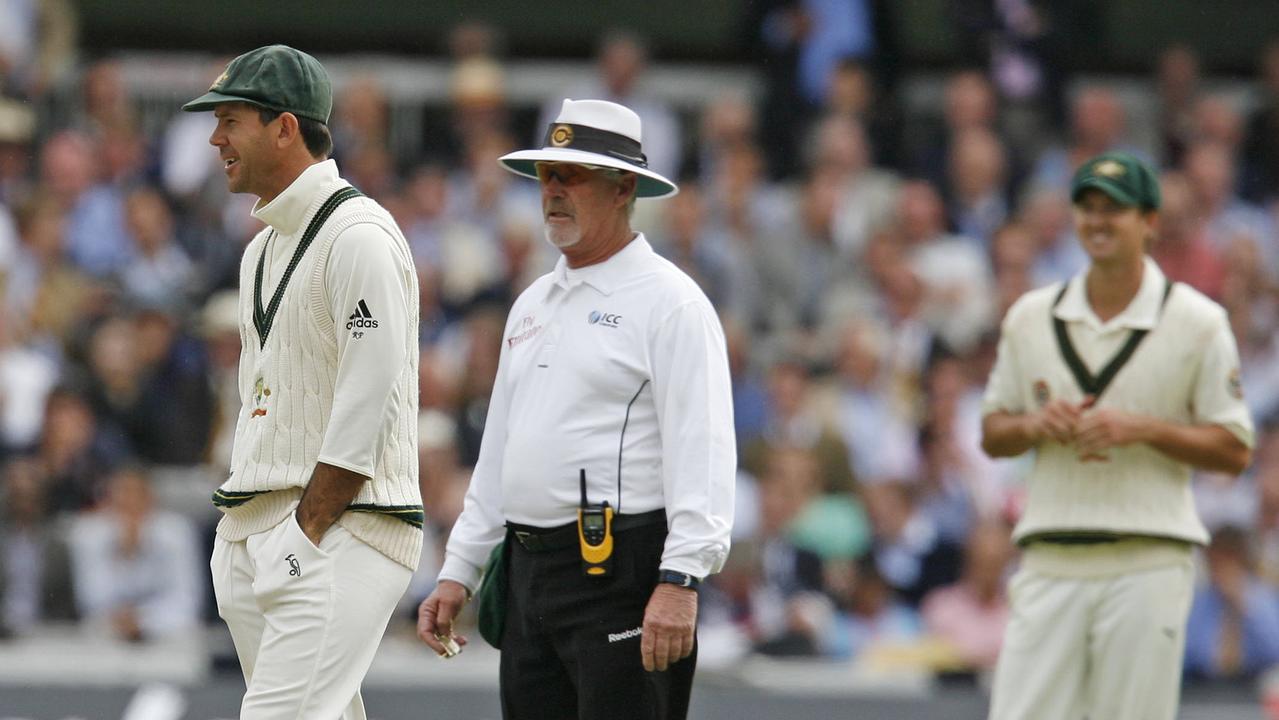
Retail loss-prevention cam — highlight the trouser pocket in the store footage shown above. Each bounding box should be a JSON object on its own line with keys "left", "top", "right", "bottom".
{"left": 251, "top": 512, "right": 333, "bottom": 602}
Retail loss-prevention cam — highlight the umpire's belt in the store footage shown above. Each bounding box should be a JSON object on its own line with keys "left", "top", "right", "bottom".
{"left": 507, "top": 509, "right": 666, "bottom": 553}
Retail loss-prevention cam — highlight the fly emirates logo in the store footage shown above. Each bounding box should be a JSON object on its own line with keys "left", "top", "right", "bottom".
{"left": 507, "top": 315, "right": 542, "bottom": 349}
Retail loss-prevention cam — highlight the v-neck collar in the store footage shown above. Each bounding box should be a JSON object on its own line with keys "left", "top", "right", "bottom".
{"left": 1052, "top": 256, "right": 1168, "bottom": 333}
{"left": 1050, "top": 264, "right": 1175, "bottom": 399}
{"left": 252, "top": 185, "right": 363, "bottom": 347}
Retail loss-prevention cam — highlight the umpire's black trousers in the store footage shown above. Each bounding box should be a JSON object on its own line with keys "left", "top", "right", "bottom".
{"left": 499, "top": 519, "right": 696, "bottom": 720}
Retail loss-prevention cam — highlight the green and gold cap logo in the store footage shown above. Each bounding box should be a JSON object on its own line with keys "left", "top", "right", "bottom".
{"left": 1092, "top": 159, "right": 1125, "bottom": 178}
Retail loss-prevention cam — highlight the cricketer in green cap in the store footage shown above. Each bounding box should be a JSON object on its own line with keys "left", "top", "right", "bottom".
{"left": 182, "top": 44, "right": 332, "bottom": 124}
{"left": 1070, "top": 151, "right": 1161, "bottom": 211}
{"left": 181, "top": 42, "right": 427, "bottom": 720}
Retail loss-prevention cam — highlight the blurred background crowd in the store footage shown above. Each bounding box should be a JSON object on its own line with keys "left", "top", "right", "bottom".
{"left": 2, "top": 0, "right": 1279, "bottom": 695}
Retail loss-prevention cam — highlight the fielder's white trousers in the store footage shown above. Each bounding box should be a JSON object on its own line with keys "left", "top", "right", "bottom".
{"left": 988, "top": 555, "right": 1194, "bottom": 720}
{"left": 211, "top": 512, "right": 411, "bottom": 720}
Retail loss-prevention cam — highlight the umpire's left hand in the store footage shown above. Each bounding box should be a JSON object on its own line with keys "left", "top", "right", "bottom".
{"left": 641, "top": 584, "right": 697, "bottom": 671}
{"left": 417, "top": 580, "right": 470, "bottom": 657}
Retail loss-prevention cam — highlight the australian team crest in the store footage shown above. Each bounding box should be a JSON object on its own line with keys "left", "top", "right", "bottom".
{"left": 1093, "top": 159, "right": 1125, "bottom": 178}
{"left": 1228, "top": 368, "right": 1243, "bottom": 400}
{"left": 251, "top": 377, "right": 272, "bottom": 418}
{"left": 210, "top": 69, "right": 229, "bottom": 92}
{"left": 1033, "top": 379, "right": 1051, "bottom": 407}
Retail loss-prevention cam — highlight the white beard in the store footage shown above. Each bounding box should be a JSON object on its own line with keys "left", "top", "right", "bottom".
{"left": 543, "top": 223, "right": 581, "bottom": 249}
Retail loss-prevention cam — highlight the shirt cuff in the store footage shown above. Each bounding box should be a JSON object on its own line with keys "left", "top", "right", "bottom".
{"left": 659, "top": 547, "right": 727, "bottom": 580}
{"left": 438, "top": 554, "right": 485, "bottom": 595}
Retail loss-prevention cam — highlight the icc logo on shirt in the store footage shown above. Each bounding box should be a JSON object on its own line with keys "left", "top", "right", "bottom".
{"left": 588, "top": 310, "right": 622, "bottom": 328}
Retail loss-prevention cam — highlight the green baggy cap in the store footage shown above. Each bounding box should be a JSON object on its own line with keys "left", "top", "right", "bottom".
{"left": 182, "top": 44, "right": 332, "bottom": 124}
{"left": 1070, "top": 151, "right": 1161, "bottom": 210}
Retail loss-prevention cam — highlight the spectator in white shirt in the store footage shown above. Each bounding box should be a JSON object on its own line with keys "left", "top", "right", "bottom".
{"left": 0, "top": 457, "right": 76, "bottom": 637}
{"left": 68, "top": 467, "right": 203, "bottom": 641}
{"left": 119, "top": 186, "right": 197, "bottom": 311}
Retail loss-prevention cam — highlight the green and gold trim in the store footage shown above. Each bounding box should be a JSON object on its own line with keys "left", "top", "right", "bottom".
{"left": 212, "top": 488, "right": 271, "bottom": 508}
{"left": 349, "top": 504, "right": 425, "bottom": 529}
{"left": 213, "top": 489, "right": 424, "bottom": 529}
{"left": 253, "top": 186, "right": 364, "bottom": 348}
{"left": 1051, "top": 279, "right": 1173, "bottom": 399}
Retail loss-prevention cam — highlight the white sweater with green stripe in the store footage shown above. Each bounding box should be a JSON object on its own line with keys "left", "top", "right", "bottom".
{"left": 214, "top": 160, "right": 422, "bottom": 570}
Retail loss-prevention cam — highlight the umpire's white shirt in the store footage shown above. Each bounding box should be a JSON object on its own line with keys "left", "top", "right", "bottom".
{"left": 983, "top": 256, "right": 1254, "bottom": 546}
{"left": 440, "top": 235, "right": 735, "bottom": 591}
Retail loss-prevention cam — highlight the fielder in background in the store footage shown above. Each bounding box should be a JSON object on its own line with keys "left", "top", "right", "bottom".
{"left": 417, "top": 99, "right": 735, "bottom": 720}
{"left": 182, "top": 45, "right": 421, "bottom": 719}
{"left": 981, "top": 151, "right": 1254, "bottom": 720}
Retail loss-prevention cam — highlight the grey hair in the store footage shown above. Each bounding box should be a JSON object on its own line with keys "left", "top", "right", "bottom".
{"left": 597, "top": 167, "right": 638, "bottom": 218}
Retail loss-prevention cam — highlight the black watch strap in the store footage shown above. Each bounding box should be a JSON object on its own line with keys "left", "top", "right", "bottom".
{"left": 657, "top": 569, "right": 701, "bottom": 589}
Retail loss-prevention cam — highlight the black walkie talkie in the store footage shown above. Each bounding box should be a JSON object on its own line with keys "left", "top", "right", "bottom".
{"left": 577, "top": 468, "right": 614, "bottom": 577}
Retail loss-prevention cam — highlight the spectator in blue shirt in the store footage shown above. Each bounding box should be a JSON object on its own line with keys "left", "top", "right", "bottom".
{"left": 1184, "top": 526, "right": 1279, "bottom": 678}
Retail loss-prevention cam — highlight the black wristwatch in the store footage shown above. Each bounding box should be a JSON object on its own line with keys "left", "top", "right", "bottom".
{"left": 657, "top": 569, "right": 701, "bottom": 589}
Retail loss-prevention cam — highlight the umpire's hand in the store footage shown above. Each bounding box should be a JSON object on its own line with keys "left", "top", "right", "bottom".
{"left": 417, "top": 580, "right": 470, "bottom": 657}
{"left": 641, "top": 584, "right": 698, "bottom": 672}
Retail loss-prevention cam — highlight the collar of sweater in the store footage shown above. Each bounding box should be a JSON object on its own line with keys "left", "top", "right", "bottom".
{"left": 251, "top": 159, "right": 340, "bottom": 235}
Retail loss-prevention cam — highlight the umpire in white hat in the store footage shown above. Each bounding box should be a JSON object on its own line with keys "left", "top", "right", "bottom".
{"left": 417, "top": 99, "right": 735, "bottom": 719}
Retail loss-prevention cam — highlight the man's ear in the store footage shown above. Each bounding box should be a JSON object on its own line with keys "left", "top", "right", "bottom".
{"left": 615, "top": 173, "right": 638, "bottom": 206}
{"left": 275, "top": 111, "right": 300, "bottom": 149}
{"left": 1143, "top": 210, "right": 1160, "bottom": 249}
{"left": 1144, "top": 209, "right": 1160, "bottom": 235}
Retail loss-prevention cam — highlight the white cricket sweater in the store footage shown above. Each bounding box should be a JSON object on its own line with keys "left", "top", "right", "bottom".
{"left": 213, "top": 160, "right": 422, "bottom": 569}
{"left": 983, "top": 258, "right": 1253, "bottom": 547}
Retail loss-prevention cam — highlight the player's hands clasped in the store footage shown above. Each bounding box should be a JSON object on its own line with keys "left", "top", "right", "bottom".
{"left": 1029, "top": 399, "right": 1085, "bottom": 444}
{"left": 1075, "top": 407, "right": 1144, "bottom": 457}
{"left": 1030, "top": 396, "right": 1143, "bottom": 460}
{"left": 417, "top": 580, "right": 470, "bottom": 658}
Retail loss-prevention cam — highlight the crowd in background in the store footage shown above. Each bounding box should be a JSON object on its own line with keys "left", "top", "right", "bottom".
{"left": 2, "top": 4, "right": 1279, "bottom": 686}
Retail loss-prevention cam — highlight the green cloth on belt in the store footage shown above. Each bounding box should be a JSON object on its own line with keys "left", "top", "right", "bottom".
{"left": 476, "top": 539, "right": 509, "bottom": 648}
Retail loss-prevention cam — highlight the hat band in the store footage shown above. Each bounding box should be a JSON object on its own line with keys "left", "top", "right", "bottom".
{"left": 542, "top": 123, "right": 647, "bottom": 168}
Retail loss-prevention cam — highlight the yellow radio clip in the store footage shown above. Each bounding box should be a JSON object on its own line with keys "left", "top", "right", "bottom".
{"left": 577, "top": 469, "right": 615, "bottom": 577}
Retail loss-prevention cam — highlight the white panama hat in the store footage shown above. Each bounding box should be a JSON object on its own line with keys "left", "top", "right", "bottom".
{"left": 498, "top": 98, "right": 678, "bottom": 198}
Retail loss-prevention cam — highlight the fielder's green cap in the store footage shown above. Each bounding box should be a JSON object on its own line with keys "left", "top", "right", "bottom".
{"left": 182, "top": 45, "right": 332, "bottom": 124}
{"left": 1070, "top": 151, "right": 1161, "bottom": 210}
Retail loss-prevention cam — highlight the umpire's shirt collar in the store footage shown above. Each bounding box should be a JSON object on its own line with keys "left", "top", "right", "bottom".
{"left": 252, "top": 159, "right": 340, "bottom": 235}
{"left": 1053, "top": 255, "right": 1167, "bottom": 333}
{"left": 547, "top": 233, "right": 650, "bottom": 298}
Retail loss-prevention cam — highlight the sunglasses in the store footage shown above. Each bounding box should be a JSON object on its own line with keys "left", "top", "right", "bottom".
{"left": 534, "top": 162, "right": 597, "bottom": 187}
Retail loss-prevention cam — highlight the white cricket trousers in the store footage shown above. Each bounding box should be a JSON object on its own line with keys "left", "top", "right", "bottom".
{"left": 211, "top": 512, "right": 411, "bottom": 720}
{"left": 988, "top": 554, "right": 1194, "bottom": 720}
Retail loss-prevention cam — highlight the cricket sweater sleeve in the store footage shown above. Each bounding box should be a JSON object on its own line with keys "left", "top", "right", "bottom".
{"left": 650, "top": 297, "right": 736, "bottom": 579}
{"left": 981, "top": 294, "right": 1032, "bottom": 417}
{"left": 1191, "top": 308, "right": 1255, "bottom": 447}
{"left": 438, "top": 318, "right": 515, "bottom": 592}
{"left": 317, "top": 222, "right": 414, "bottom": 479}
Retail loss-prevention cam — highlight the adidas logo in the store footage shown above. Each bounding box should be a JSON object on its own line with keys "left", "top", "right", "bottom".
{"left": 346, "top": 299, "right": 379, "bottom": 329}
